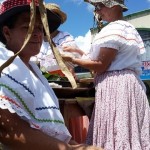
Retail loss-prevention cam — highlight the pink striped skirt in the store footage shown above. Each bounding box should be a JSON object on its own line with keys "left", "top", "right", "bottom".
{"left": 86, "top": 70, "right": 150, "bottom": 150}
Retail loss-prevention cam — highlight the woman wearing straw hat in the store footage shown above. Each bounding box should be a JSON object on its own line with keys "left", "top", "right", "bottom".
{"left": 31, "top": 3, "right": 80, "bottom": 78}
{"left": 62, "top": 0, "right": 150, "bottom": 149}
{"left": 0, "top": 0, "right": 103, "bottom": 150}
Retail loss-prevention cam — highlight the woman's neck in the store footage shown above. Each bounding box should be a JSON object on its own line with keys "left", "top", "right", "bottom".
{"left": 51, "top": 30, "right": 59, "bottom": 38}
{"left": 20, "top": 55, "right": 30, "bottom": 67}
{"left": 108, "top": 15, "right": 123, "bottom": 22}
{"left": 108, "top": 7, "right": 123, "bottom": 22}
{"left": 44, "top": 30, "right": 60, "bottom": 42}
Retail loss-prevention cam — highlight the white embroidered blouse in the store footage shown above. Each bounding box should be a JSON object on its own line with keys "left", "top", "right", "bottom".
{"left": 86, "top": 20, "right": 145, "bottom": 75}
{"left": 0, "top": 43, "right": 71, "bottom": 142}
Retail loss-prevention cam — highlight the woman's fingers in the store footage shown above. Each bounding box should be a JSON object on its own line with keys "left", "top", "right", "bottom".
{"left": 71, "top": 144, "right": 104, "bottom": 150}
{"left": 61, "top": 54, "right": 73, "bottom": 62}
{"left": 62, "top": 46, "right": 76, "bottom": 52}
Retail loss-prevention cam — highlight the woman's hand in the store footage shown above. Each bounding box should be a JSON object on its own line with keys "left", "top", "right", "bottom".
{"left": 70, "top": 144, "right": 104, "bottom": 150}
{"left": 68, "top": 139, "right": 78, "bottom": 145}
{"left": 62, "top": 46, "right": 76, "bottom": 52}
{"left": 68, "top": 138, "right": 103, "bottom": 150}
{"left": 61, "top": 54, "right": 74, "bottom": 62}
{"left": 62, "top": 46, "right": 84, "bottom": 56}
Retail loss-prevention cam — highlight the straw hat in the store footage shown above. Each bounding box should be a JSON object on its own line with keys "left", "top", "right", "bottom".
{"left": 84, "top": 0, "right": 128, "bottom": 12}
{"left": 0, "top": 0, "right": 61, "bottom": 33}
{"left": 45, "top": 3, "right": 67, "bottom": 24}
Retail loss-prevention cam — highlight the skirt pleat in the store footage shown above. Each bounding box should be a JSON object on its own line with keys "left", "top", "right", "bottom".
{"left": 86, "top": 70, "right": 150, "bottom": 150}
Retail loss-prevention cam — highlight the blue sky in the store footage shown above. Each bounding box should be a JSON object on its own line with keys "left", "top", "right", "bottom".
{"left": 45, "top": 0, "right": 150, "bottom": 38}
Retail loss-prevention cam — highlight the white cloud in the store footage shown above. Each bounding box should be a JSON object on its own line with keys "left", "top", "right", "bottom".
{"left": 69, "top": 0, "right": 94, "bottom": 11}
{"left": 75, "top": 30, "right": 92, "bottom": 53}
{"left": 87, "top": 3, "right": 94, "bottom": 12}
{"left": 71, "top": 0, "right": 83, "bottom": 5}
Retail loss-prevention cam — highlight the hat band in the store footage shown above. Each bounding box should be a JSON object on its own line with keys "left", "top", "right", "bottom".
{"left": 0, "top": 0, "right": 39, "bottom": 14}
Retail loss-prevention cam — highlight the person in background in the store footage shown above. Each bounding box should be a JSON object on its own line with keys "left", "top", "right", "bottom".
{"left": 31, "top": 3, "right": 80, "bottom": 78}
{"left": 0, "top": 0, "right": 103, "bottom": 150}
{"left": 62, "top": 0, "right": 150, "bottom": 149}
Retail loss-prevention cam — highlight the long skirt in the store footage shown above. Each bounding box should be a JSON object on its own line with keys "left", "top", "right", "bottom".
{"left": 86, "top": 70, "right": 150, "bottom": 150}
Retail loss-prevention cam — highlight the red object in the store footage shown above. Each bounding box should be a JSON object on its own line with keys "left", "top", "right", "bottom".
{"left": 0, "top": 0, "right": 39, "bottom": 14}
{"left": 49, "top": 70, "right": 65, "bottom": 77}
{"left": 0, "top": 0, "right": 61, "bottom": 33}
{"left": 69, "top": 115, "right": 89, "bottom": 143}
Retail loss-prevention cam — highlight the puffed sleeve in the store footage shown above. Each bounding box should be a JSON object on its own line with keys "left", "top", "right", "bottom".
{"left": 89, "top": 21, "right": 145, "bottom": 60}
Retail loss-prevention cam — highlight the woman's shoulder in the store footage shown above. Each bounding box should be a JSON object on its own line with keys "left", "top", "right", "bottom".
{"left": 100, "top": 20, "right": 137, "bottom": 38}
{"left": 55, "top": 31, "right": 73, "bottom": 39}
{"left": 108, "top": 20, "right": 135, "bottom": 30}
{"left": 53, "top": 31, "right": 74, "bottom": 44}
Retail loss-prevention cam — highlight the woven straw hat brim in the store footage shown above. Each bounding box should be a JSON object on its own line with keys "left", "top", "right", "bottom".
{"left": 0, "top": 5, "right": 61, "bottom": 33}
{"left": 85, "top": 0, "right": 128, "bottom": 12}
{"left": 45, "top": 5, "right": 67, "bottom": 24}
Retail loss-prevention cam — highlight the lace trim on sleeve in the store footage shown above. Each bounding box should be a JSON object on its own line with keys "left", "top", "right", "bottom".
{"left": 0, "top": 94, "right": 31, "bottom": 119}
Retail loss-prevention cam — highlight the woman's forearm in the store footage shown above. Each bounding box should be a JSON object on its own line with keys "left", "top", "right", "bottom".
{"left": 72, "top": 58, "right": 107, "bottom": 73}
{"left": 0, "top": 109, "right": 69, "bottom": 150}
{"left": 75, "top": 48, "right": 85, "bottom": 56}
{"left": 0, "top": 109, "right": 103, "bottom": 150}
{"left": 63, "top": 46, "right": 85, "bottom": 56}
